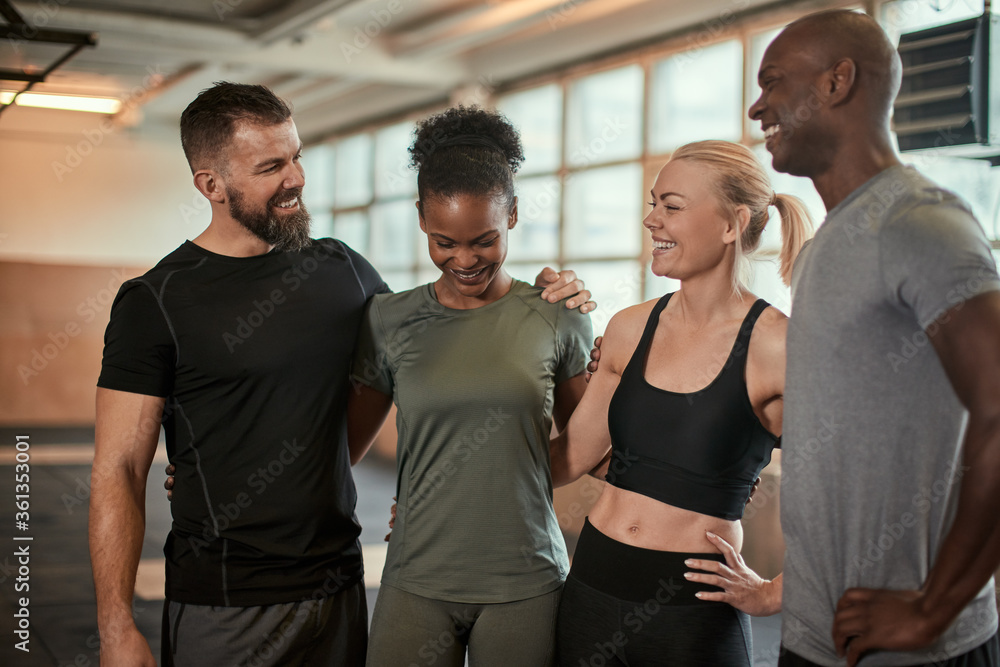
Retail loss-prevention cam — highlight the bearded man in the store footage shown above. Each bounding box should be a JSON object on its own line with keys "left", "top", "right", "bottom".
{"left": 89, "top": 82, "right": 590, "bottom": 667}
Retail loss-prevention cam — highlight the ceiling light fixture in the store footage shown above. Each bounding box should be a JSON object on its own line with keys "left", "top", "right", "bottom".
{"left": 0, "top": 91, "right": 122, "bottom": 114}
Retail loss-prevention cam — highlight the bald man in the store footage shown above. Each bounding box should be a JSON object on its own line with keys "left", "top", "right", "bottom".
{"left": 750, "top": 9, "right": 1000, "bottom": 667}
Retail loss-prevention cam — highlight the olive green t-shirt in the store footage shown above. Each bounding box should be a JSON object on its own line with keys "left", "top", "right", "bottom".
{"left": 351, "top": 279, "right": 592, "bottom": 603}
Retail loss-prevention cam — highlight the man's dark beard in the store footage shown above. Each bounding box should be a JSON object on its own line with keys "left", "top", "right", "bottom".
{"left": 227, "top": 185, "right": 312, "bottom": 252}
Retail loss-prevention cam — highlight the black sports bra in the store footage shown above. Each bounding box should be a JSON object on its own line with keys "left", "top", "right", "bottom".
{"left": 606, "top": 293, "right": 778, "bottom": 521}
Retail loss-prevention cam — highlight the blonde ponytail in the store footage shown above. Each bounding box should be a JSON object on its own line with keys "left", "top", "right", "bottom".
{"left": 668, "top": 140, "right": 815, "bottom": 294}
{"left": 772, "top": 193, "right": 813, "bottom": 286}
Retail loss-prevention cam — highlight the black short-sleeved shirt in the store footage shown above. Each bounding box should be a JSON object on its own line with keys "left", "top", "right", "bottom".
{"left": 98, "top": 238, "right": 388, "bottom": 606}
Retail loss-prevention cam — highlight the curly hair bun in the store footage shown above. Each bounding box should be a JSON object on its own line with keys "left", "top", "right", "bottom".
{"left": 410, "top": 105, "right": 524, "bottom": 172}
{"left": 409, "top": 106, "right": 524, "bottom": 211}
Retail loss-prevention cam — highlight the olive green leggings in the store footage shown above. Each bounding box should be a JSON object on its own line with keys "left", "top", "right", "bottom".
{"left": 365, "top": 584, "right": 561, "bottom": 667}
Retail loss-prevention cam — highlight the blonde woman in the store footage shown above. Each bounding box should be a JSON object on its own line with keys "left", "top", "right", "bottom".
{"left": 551, "top": 140, "right": 812, "bottom": 666}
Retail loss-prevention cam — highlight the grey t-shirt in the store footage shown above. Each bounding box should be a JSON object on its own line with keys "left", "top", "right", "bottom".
{"left": 351, "top": 279, "right": 592, "bottom": 603}
{"left": 782, "top": 165, "right": 1000, "bottom": 665}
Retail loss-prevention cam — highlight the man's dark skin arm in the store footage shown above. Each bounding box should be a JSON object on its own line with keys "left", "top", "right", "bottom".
{"left": 833, "top": 291, "right": 1000, "bottom": 666}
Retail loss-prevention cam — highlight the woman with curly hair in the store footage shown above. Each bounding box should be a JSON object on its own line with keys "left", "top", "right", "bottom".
{"left": 348, "top": 106, "right": 594, "bottom": 666}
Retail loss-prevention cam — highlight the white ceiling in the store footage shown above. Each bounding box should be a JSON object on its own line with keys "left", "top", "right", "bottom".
{"left": 1, "top": 0, "right": 794, "bottom": 142}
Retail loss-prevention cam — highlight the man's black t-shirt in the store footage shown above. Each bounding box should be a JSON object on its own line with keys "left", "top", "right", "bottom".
{"left": 98, "top": 238, "right": 388, "bottom": 606}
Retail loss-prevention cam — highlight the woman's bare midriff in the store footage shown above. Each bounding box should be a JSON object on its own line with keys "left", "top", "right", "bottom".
{"left": 588, "top": 484, "right": 742, "bottom": 555}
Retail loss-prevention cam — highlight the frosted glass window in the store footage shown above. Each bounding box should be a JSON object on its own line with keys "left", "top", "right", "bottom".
{"left": 301, "top": 144, "right": 335, "bottom": 211}
{"left": 572, "top": 260, "right": 644, "bottom": 335}
{"left": 748, "top": 259, "right": 792, "bottom": 315}
{"left": 510, "top": 176, "right": 560, "bottom": 262}
{"left": 370, "top": 199, "right": 418, "bottom": 269}
{"left": 332, "top": 211, "right": 369, "bottom": 255}
{"left": 380, "top": 270, "right": 421, "bottom": 293}
{"left": 417, "top": 231, "right": 437, "bottom": 271}
{"left": 881, "top": 0, "right": 983, "bottom": 44}
{"left": 566, "top": 65, "right": 644, "bottom": 168}
{"left": 499, "top": 84, "right": 563, "bottom": 175}
{"left": 334, "top": 134, "right": 373, "bottom": 208}
{"left": 507, "top": 263, "right": 552, "bottom": 286}
{"left": 563, "top": 163, "right": 643, "bottom": 259}
{"left": 900, "top": 154, "right": 997, "bottom": 236}
{"left": 310, "top": 212, "right": 334, "bottom": 241}
{"left": 416, "top": 268, "right": 440, "bottom": 286}
{"left": 650, "top": 40, "right": 743, "bottom": 153}
{"left": 375, "top": 121, "right": 417, "bottom": 199}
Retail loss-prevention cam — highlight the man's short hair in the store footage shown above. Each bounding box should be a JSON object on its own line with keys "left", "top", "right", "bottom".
{"left": 180, "top": 81, "right": 292, "bottom": 174}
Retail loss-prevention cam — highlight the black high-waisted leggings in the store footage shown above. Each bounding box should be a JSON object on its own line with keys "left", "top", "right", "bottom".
{"left": 556, "top": 517, "right": 752, "bottom": 667}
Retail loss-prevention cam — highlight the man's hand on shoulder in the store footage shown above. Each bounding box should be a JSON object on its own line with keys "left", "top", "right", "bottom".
{"left": 535, "top": 267, "right": 596, "bottom": 313}
{"left": 585, "top": 336, "right": 603, "bottom": 382}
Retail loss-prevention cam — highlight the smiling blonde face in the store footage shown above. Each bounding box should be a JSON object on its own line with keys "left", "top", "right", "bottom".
{"left": 644, "top": 160, "right": 736, "bottom": 281}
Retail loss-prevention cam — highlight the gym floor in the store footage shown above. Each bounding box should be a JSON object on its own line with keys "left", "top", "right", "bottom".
{"left": 0, "top": 428, "right": 781, "bottom": 666}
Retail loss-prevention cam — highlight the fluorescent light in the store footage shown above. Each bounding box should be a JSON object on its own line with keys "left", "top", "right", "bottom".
{"left": 0, "top": 91, "right": 122, "bottom": 114}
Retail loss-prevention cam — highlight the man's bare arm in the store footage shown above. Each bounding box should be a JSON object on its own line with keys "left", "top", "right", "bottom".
{"left": 89, "top": 387, "right": 164, "bottom": 667}
{"left": 834, "top": 291, "right": 1000, "bottom": 665}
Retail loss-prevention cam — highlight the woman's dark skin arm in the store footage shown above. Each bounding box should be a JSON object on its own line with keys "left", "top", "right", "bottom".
{"left": 833, "top": 292, "right": 1000, "bottom": 666}
{"left": 553, "top": 373, "right": 589, "bottom": 432}
{"left": 347, "top": 383, "right": 393, "bottom": 465}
